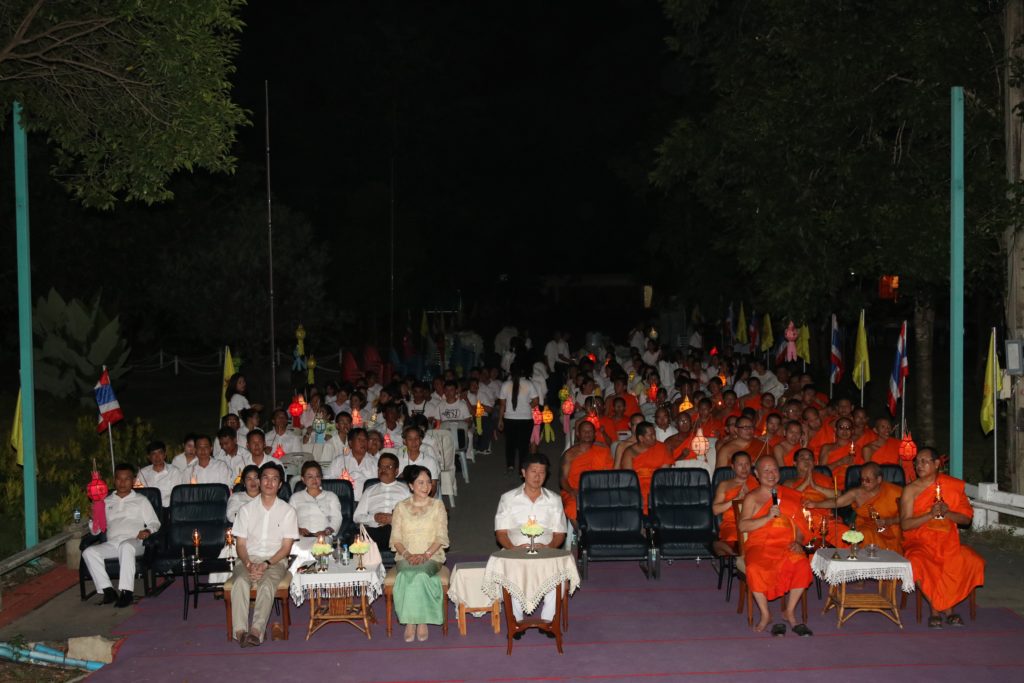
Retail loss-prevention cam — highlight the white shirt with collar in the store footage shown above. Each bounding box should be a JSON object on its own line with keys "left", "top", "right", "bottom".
{"left": 92, "top": 490, "right": 161, "bottom": 544}
{"left": 353, "top": 481, "right": 412, "bottom": 527}
{"left": 289, "top": 488, "right": 342, "bottom": 534}
{"left": 233, "top": 496, "right": 299, "bottom": 559}
{"left": 325, "top": 452, "right": 379, "bottom": 499}
{"left": 186, "top": 458, "right": 233, "bottom": 488}
{"left": 494, "top": 485, "right": 567, "bottom": 547}
{"left": 396, "top": 448, "right": 439, "bottom": 481}
{"left": 265, "top": 429, "right": 304, "bottom": 455}
{"left": 322, "top": 435, "right": 351, "bottom": 463}
{"left": 216, "top": 446, "right": 252, "bottom": 483}
{"left": 227, "top": 491, "right": 260, "bottom": 522}
{"left": 136, "top": 463, "right": 183, "bottom": 507}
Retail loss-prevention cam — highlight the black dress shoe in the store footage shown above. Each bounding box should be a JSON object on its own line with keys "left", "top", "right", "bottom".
{"left": 512, "top": 631, "right": 524, "bottom": 640}
{"left": 101, "top": 587, "right": 118, "bottom": 604}
{"left": 115, "top": 590, "right": 134, "bottom": 608}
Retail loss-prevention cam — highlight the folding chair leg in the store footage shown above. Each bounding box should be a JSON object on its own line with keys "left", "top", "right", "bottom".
{"left": 446, "top": 494, "right": 456, "bottom": 508}
{"left": 459, "top": 452, "right": 470, "bottom": 484}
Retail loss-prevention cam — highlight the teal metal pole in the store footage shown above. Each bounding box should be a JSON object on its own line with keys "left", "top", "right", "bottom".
{"left": 950, "top": 87, "right": 965, "bottom": 480}
{"left": 13, "top": 101, "right": 38, "bottom": 547}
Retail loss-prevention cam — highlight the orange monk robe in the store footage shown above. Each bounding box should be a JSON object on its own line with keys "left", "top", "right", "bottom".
{"left": 697, "top": 417, "right": 725, "bottom": 439}
{"left": 606, "top": 392, "right": 641, "bottom": 418}
{"left": 778, "top": 442, "right": 802, "bottom": 467}
{"left": 814, "top": 392, "right": 829, "bottom": 408}
{"left": 785, "top": 472, "right": 849, "bottom": 547}
{"left": 851, "top": 481, "right": 903, "bottom": 552}
{"left": 749, "top": 440, "right": 775, "bottom": 465}
{"left": 599, "top": 415, "right": 631, "bottom": 444}
{"left": 807, "top": 424, "right": 835, "bottom": 457}
{"left": 744, "top": 487, "right": 814, "bottom": 600}
{"left": 903, "top": 475, "right": 984, "bottom": 612}
{"left": 742, "top": 394, "right": 762, "bottom": 412}
{"left": 717, "top": 479, "right": 760, "bottom": 543}
{"left": 866, "top": 438, "right": 901, "bottom": 466}
{"left": 670, "top": 432, "right": 695, "bottom": 460}
{"left": 561, "top": 445, "right": 613, "bottom": 521}
{"left": 821, "top": 442, "right": 861, "bottom": 485}
{"left": 853, "top": 429, "right": 877, "bottom": 456}
{"left": 767, "top": 434, "right": 783, "bottom": 449}
{"left": 631, "top": 442, "right": 676, "bottom": 513}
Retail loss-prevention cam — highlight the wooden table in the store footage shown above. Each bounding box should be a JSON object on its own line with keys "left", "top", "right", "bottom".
{"left": 448, "top": 561, "right": 501, "bottom": 635}
{"left": 483, "top": 548, "right": 580, "bottom": 654}
{"left": 811, "top": 547, "right": 914, "bottom": 628}
{"left": 288, "top": 539, "right": 385, "bottom": 640}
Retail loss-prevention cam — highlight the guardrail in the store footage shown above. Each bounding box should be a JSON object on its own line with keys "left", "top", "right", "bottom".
{"left": 966, "top": 483, "right": 1024, "bottom": 532}
{"left": 0, "top": 530, "right": 77, "bottom": 612}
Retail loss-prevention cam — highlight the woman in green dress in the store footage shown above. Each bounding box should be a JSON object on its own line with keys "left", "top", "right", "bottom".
{"left": 390, "top": 464, "right": 449, "bottom": 642}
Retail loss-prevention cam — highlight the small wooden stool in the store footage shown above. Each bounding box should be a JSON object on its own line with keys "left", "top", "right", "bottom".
{"left": 383, "top": 564, "right": 450, "bottom": 637}
{"left": 222, "top": 572, "right": 292, "bottom": 641}
{"left": 448, "top": 562, "right": 501, "bottom": 635}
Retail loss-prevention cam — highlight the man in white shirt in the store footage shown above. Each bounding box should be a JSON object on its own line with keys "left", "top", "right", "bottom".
{"left": 243, "top": 430, "right": 272, "bottom": 469}
{"left": 264, "top": 409, "right": 304, "bottom": 455}
{"left": 216, "top": 427, "right": 252, "bottom": 483}
{"left": 405, "top": 382, "right": 432, "bottom": 418}
{"left": 135, "top": 440, "right": 182, "bottom": 507}
{"left": 544, "top": 331, "right": 571, "bottom": 373}
{"left": 83, "top": 463, "right": 161, "bottom": 608}
{"left": 437, "top": 381, "right": 472, "bottom": 427}
{"left": 325, "top": 428, "right": 377, "bottom": 500}
{"left": 186, "top": 435, "right": 233, "bottom": 488}
{"left": 750, "top": 360, "right": 786, "bottom": 399}
{"left": 321, "top": 411, "right": 352, "bottom": 463}
{"left": 494, "top": 454, "right": 567, "bottom": 622}
{"left": 231, "top": 462, "right": 299, "bottom": 647}
{"left": 353, "top": 453, "right": 410, "bottom": 549}
{"left": 290, "top": 462, "right": 342, "bottom": 538}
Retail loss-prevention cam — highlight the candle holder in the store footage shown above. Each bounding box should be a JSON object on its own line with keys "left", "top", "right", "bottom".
{"left": 225, "top": 528, "right": 235, "bottom": 570}
{"left": 869, "top": 506, "right": 886, "bottom": 533}
{"left": 192, "top": 528, "right": 202, "bottom": 565}
{"left": 934, "top": 484, "right": 945, "bottom": 520}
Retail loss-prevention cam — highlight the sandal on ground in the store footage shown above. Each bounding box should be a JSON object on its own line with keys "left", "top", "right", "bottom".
{"left": 403, "top": 625, "right": 416, "bottom": 643}
{"left": 236, "top": 632, "right": 250, "bottom": 649}
{"left": 244, "top": 633, "right": 262, "bottom": 648}
{"left": 417, "top": 624, "right": 429, "bottom": 642}
{"left": 946, "top": 613, "right": 965, "bottom": 627}
{"left": 771, "top": 623, "right": 786, "bottom": 637}
{"left": 928, "top": 615, "right": 944, "bottom": 629}
{"left": 792, "top": 623, "right": 813, "bottom": 637}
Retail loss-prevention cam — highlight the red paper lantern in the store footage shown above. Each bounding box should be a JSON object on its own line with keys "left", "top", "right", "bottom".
{"left": 86, "top": 471, "right": 109, "bottom": 532}
{"left": 288, "top": 396, "right": 304, "bottom": 427}
{"left": 271, "top": 444, "right": 286, "bottom": 459}
{"left": 561, "top": 398, "right": 575, "bottom": 416}
{"left": 531, "top": 406, "right": 542, "bottom": 425}
{"left": 383, "top": 434, "right": 394, "bottom": 448}
{"left": 899, "top": 431, "right": 918, "bottom": 461}
{"left": 647, "top": 382, "right": 658, "bottom": 402}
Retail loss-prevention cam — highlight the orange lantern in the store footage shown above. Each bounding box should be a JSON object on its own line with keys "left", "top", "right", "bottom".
{"left": 718, "top": 373, "right": 727, "bottom": 387}
{"left": 899, "top": 431, "right": 917, "bottom": 461}
{"left": 351, "top": 408, "right": 363, "bottom": 427}
{"left": 647, "top": 382, "right": 658, "bottom": 402}
{"left": 86, "top": 470, "right": 109, "bottom": 531}
{"left": 271, "top": 444, "right": 286, "bottom": 459}
{"left": 691, "top": 427, "right": 710, "bottom": 457}
{"left": 383, "top": 434, "right": 394, "bottom": 448}
{"left": 561, "top": 398, "right": 575, "bottom": 416}
{"left": 585, "top": 411, "right": 600, "bottom": 428}
{"left": 679, "top": 395, "right": 693, "bottom": 413}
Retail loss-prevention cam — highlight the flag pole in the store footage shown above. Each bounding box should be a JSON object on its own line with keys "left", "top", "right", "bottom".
{"left": 107, "top": 423, "right": 116, "bottom": 477}
{"left": 993, "top": 326, "right": 998, "bottom": 487}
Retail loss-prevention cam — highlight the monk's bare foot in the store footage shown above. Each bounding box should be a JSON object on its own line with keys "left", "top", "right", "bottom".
{"left": 781, "top": 609, "right": 799, "bottom": 628}
{"left": 754, "top": 616, "right": 772, "bottom": 632}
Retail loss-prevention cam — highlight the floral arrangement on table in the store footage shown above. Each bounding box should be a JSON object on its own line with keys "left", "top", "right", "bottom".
{"left": 311, "top": 541, "right": 333, "bottom": 556}
{"left": 349, "top": 540, "right": 370, "bottom": 555}
{"left": 520, "top": 518, "right": 545, "bottom": 538}
{"left": 841, "top": 530, "right": 864, "bottom": 545}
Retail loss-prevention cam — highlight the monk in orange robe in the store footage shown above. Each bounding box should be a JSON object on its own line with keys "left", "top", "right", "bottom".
{"left": 852, "top": 408, "right": 878, "bottom": 450}
{"left": 772, "top": 421, "right": 804, "bottom": 467}
{"left": 901, "top": 449, "right": 985, "bottom": 627}
{"left": 863, "top": 417, "right": 915, "bottom": 483}
{"left": 786, "top": 449, "right": 848, "bottom": 547}
{"left": 712, "top": 452, "right": 758, "bottom": 548}
{"left": 740, "top": 458, "right": 814, "bottom": 635}
{"left": 818, "top": 417, "right": 860, "bottom": 486}
{"left": 664, "top": 412, "right": 695, "bottom": 461}
{"left": 604, "top": 377, "right": 640, "bottom": 418}
{"left": 805, "top": 462, "right": 902, "bottom": 551}
{"left": 599, "top": 396, "right": 632, "bottom": 445}
{"left": 620, "top": 422, "right": 675, "bottom": 513}
{"left": 762, "top": 414, "right": 784, "bottom": 449}
{"left": 694, "top": 399, "right": 725, "bottom": 439}
{"left": 559, "top": 420, "right": 613, "bottom": 522}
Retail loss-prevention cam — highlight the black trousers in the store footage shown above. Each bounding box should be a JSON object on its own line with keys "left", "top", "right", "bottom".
{"left": 503, "top": 417, "right": 533, "bottom": 470}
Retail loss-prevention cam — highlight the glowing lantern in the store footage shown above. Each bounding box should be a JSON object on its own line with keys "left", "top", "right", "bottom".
{"left": 339, "top": 469, "right": 355, "bottom": 485}
{"left": 718, "top": 373, "right": 727, "bottom": 387}
{"left": 312, "top": 415, "right": 327, "bottom": 444}
{"left": 383, "top": 434, "right": 394, "bottom": 448}
{"left": 647, "top": 382, "right": 658, "bottom": 402}
{"left": 541, "top": 406, "right": 555, "bottom": 443}
{"left": 86, "top": 469, "right": 109, "bottom": 532}
{"left": 560, "top": 398, "right": 575, "bottom": 433}
{"left": 690, "top": 428, "right": 710, "bottom": 458}
{"left": 679, "top": 395, "right": 693, "bottom": 413}
{"left": 351, "top": 408, "right": 363, "bottom": 427}
{"left": 784, "top": 320, "right": 799, "bottom": 362}
{"left": 530, "top": 406, "right": 542, "bottom": 445}
{"left": 585, "top": 411, "right": 600, "bottom": 428}
{"left": 899, "top": 431, "right": 918, "bottom": 461}
{"left": 288, "top": 396, "right": 304, "bottom": 427}
{"left": 272, "top": 444, "right": 286, "bottom": 459}
{"left": 307, "top": 354, "right": 317, "bottom": 385}
{"left": 587, "top": 353, "right": 597, "bottom": 363}
{"left": 475, "top": 401, "right": 485, "bottom": 435}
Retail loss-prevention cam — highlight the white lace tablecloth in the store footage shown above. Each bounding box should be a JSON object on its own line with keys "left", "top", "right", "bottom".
{"left": 483, "top": 548, "right": 580, "bottom": 613}
{"left": 287, "top": 537, "right": 385, "bottom": 606}
{"left": 811, "top": 547, "right": 915, "bottom": 593}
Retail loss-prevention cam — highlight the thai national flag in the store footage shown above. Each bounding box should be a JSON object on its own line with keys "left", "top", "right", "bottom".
{"left": 829, "top": 314, "right": 843, "bottom": 384}
{"left": 94, "top": 367, "right": 124, "bottom": 433}
{"left": 887, "top": 321, "right": 909, "bottom": 415}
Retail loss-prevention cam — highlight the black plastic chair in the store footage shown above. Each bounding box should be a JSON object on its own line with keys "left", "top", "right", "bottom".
{"left": 880, "top": 464, "right": 906, "bottom": 487}
{"left": 321, "top": 479, "right": 358, "bottom": 544}
{"left": 79, "top": 487, "right": 165, "bottom": 601}
{"left": 648, "top": 469, "right": 715, "bottom": 578}
{"left": 710, "top": 467, "right": 737, "bottom": 592}
{"left": 151, "top": 483, "right": 231, "bottom": 619}
{"left": 711, "top": 466, "right": 735, "bottom": 493}
{"left": 778, "top": 466, "right": 798, "bottom": 485}
{"left": 576, "top": 470, "right": 651, "bottom": 580}
{"left": 844, "top": 465, "right": 862, "bottom": 492}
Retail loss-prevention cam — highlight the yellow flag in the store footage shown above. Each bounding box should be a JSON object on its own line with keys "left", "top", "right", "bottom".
{"left": 220, "top": 346, "right": 236, "bottom": 419}
{"left": 420, "top": 310, "right": 429, "bottom": 338}
{"left": 981, "top": 328, "right": 1002, "bottom": 434}
{"left": 797, "top": 324, "right": 811, "bottom": 364}
{"left": 11, "top": 389, "right": 23, "bottom": 466}
{"left": 736, "top": 303, "right": 748, "bottom": 344}
{"left": 853, "top": 309, "right": 870, "bottom": 390}
{"left": 760, "top": 313, "right": 774, "bottom": 352}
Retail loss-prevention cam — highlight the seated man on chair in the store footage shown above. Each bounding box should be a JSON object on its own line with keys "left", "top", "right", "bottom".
{"left": 739, "top": 457, "right": 814, "bottom": 636}
{"left": 559, "top": 420, "right": 613, "bottom": 527}
{"left": 230, "top": 462, "right": 299, "bottom": 648}
{"left": 712, "top": 451, "right": 757, "bottom": 554}
{"left": 83, "top": 463, "right": 161, "bottom": 608}
{"left": 353, "top": 453, "right": 410, "bottom": 550}
{"left": 495, "top": 453, "right": 567, "bottom": 627}
{"left": 901, "top": 448, "right": 985, "bottom": 628}
{"left": 804, "top": 461, "right": 902, "bottom": 551}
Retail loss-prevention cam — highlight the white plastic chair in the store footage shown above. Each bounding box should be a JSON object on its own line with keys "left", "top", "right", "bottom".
{"left": 442, "top": 422, "right": 472, "bottom": 484}
{"left": 428, "top": 428, "right": 457, "bottom": 507}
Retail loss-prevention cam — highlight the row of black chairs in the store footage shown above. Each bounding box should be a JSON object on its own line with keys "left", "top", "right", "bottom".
{"left": 79, "top": 480, "right": 360, "bottom": 616}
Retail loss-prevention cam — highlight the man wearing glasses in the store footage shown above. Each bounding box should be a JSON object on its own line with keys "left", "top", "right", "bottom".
{"left": 353, "top": 453, "right": 411, "bottom": 549}
{"left": 715, "top": 416, "right": 759, "bottom": 469}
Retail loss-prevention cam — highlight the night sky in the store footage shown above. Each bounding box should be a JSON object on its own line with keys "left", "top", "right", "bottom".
{"left": 231, "top": 1, "right": 679, "bottom": 286}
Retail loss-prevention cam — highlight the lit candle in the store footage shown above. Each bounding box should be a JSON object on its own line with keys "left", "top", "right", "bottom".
{"left": 935, "top": 483, "right": 942, "bottom": 502}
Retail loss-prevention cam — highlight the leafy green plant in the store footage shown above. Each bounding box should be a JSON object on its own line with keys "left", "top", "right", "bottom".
{"left": 33, "top": 288, "right": 131, "bottom": 404}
